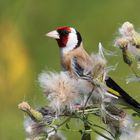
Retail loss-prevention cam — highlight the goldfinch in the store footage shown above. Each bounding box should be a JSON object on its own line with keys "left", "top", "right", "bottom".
{"left": 46, "top": 26, "right": 140, "bottom": 112}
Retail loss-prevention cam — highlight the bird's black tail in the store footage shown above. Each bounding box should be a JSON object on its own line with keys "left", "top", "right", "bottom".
{"left": 105, "top": 77, "right": 140, "bottom": 110}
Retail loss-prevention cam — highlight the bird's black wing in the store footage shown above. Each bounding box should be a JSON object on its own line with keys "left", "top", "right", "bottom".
{"left": 71, "top": 57, "right": 91, "bottom": 80}
{"left": 71, "top": 57, "right": 84, "bottom": 77}
{"left": 105, "top": 77, "right": 140, "bottom": 110}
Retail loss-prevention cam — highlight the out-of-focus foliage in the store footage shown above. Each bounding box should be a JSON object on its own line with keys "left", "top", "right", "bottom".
{"left": 0, "top": 0, "right": 140, "bottom": 139}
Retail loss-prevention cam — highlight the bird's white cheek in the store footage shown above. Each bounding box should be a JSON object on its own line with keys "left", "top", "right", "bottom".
{"left": 61, "top": 33, "right": 78, "bottom": 54}
{"left": 67, "top": 33, "right": 78, "bottom": 47}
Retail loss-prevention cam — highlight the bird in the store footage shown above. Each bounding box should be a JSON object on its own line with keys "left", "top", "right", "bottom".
{"left": 47, "top": 26, "right": 92, "bottom": 74}
{"left": 46, "top": 26, "right": 140, "bottom": 112}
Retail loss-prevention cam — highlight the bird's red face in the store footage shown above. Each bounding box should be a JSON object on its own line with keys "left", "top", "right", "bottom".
{"left": 56, "top": 26, "right": 71, "bottom": 48}
{"left": 46, "top": 26, "right": 82, "bottom": 49}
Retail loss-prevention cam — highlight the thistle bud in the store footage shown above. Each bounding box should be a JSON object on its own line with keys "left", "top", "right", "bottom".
{"left": 115, "top": 38, "right": 129, "bottom": 49}
{"left": 119, "top": 21, "right": 134, "bottom": 37}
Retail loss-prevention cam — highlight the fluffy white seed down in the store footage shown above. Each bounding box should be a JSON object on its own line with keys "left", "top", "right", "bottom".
{"left": 47, "top": 130, "right": 66, "bottom": 140}
{"left": 24, "top": 117, "right": 66, "bottom": 140}
{"left": 38, "top": 71, "right": 81, "bottom": 113}
{"left": 89, "top": 44, "right": 107, "bottom": 81}
{"left": 90, "top": 53, "right": 106, "bottom": 76}
{"left": 96, "top": 130, "right": 140, "bottom": 140}
{"left": 116, "top": 21, "right": 140, "bottom": 55}
{"left": 24, "top": 118, "right": 46, "bottom": 138}
{"left": 119, "top": 21, "right": 134, "bottom": 37}
{"left": 96, "top": 115, "right": 138, "bottom": 140}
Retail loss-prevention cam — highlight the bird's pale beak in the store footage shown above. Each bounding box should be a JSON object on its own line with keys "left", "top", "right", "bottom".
{"left": 46, "top": 30, "right": 60, "bottom": 39}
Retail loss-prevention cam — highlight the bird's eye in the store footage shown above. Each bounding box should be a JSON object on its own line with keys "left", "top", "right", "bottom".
{"left": 58, "top": 30, "right": 70, "bottom": 36}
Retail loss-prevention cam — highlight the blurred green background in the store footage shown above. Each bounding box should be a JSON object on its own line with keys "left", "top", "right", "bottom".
{"left": 1, "top": 0, "right": 140, "bottom": 139}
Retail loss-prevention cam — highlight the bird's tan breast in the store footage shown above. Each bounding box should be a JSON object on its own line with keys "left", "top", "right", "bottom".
{"left": 61, "top": 46, "right": 92, "bottom": 73}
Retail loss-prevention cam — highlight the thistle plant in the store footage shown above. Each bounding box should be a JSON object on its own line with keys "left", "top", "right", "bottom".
{"left": 115, "top": 21, "right": 140, "bottom": 83}
{"left": 19, "top": 22, "right": 140, "bottom": 140}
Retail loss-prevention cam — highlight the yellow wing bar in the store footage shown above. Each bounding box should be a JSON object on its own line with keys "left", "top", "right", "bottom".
{"left": 107, "top": 87, "right": 121, "bottom": 97}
